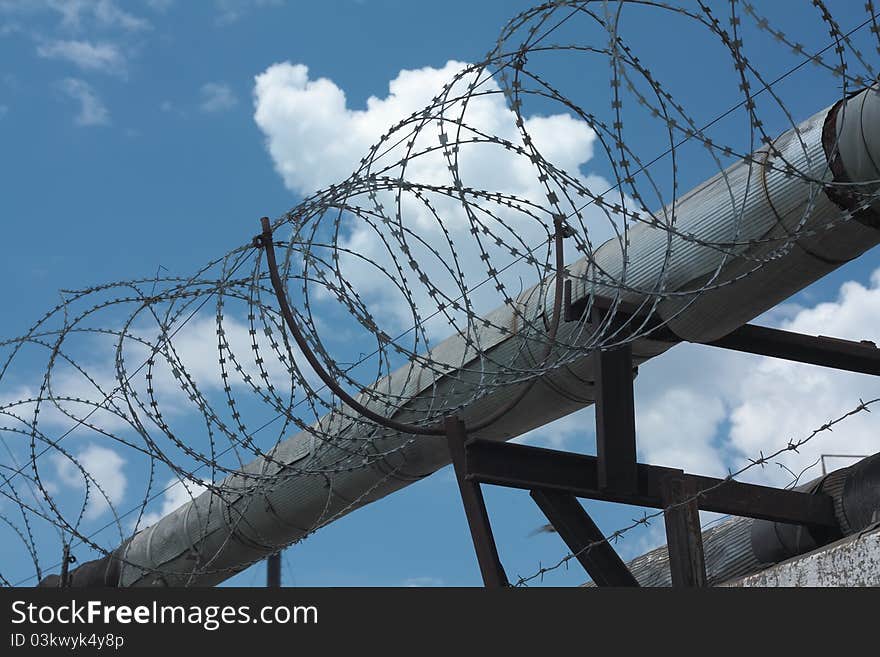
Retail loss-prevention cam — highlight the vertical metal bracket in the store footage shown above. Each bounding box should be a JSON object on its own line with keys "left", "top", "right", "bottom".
{"left": 266, "top": 552, "right": 281, "bottom": 588}
{"left": 660, "top": 474, "right": 708, "bottom": 587}
{"left": 563, "top": 279, "right": 574, "bottom": 322}
{"left": 445, "top": 416, "right": 508, "bottom": 588}
{"left": 594, "top": 340, "right": 638, "bottom": 493}
{"left": 59, "top": 544, "right": 74, "bottom": 588}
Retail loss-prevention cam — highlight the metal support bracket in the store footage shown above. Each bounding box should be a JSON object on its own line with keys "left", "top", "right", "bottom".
{"left": 594, "top": 341, "right": 638, "bottom": 493}
{"left": 465, "top": 439, "right": 837, "bottom": 528}
{"left": 531, "top": 488, "right": 639, "bottom": 586}
{"left": 705, "top": 323, "right": 880, "bottom": 376}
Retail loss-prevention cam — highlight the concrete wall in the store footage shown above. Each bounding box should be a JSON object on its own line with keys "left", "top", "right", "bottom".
{"left": 723, "top": 526, "right": 880, "bottom": 587}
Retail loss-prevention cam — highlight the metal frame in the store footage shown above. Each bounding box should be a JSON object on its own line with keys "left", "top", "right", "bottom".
{"left": 446, "top": 296, "right": 877, "bottom": 587}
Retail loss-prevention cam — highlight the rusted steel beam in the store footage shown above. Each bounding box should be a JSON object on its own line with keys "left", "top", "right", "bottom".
{"left": 568, "top": 291, "right": 880, "bottom": 378}
{"left": 530, "top": 488, "right": 639, "bottom": 586}
{"left": 660, "top": 474, "right": 708, "bottom": 588}
{"left": 465, "top": 440, "right": 838, "bottom": 528}
{"left": 445, "top": 417, "right": 508, "bottom": 588}
{"left": 705, "top": 324, "right": 880, "bottom": 376}
{"left": 594, "top": 341, "right": 638, "bottom": 493}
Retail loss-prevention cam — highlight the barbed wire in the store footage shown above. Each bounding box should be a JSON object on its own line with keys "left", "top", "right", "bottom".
{"left": 1, "top": 0, "right": 880, "bottom": 587}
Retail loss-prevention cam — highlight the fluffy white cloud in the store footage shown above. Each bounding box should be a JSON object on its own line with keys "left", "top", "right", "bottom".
{"left": 199, "top": 81, "right": 237, "bottom": 113}
{"left": 51, "top": 443, "right": 126, "bottom": 520}
{"left": 254, "top": 61, "right": 597, "bottom": 197}
{"left": 636, "top": 386, "right": 727, "bottom": 475}
{"left": 725, "top": 271, "right": 880, "bottom": 485}
{"left": 144, "top": 314, "right": 318, "bottom": 396}
{"left": 254, "top": 60, "right": 616, "bottom": 341}
{"left": 37, "top": 39, "right": 125, "bottom": 75}
{"left": 58, "top": 77, "right": 109, "bottom": 125}
{"left": 256, "top": 61, "right": 459, "bottom": 194}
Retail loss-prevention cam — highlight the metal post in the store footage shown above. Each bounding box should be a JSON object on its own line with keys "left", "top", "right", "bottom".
{"left": 660, "top": 474, "right": 707, "bottom": 587}
{"left": 594, "top": 341, "right": 638, "bottom": 492}
{"left": 445, "top": 416, "right": 508, "bottom": 588}
{"left": 266, "top": 552, "right": 281, "bottom": 588}
{"left": 59, "top": 544, "right": 71, "bottom": 588}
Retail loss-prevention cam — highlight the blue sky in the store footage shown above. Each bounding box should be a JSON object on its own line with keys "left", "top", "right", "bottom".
{"left": 2, "top": 0, "right": 880, "bottom": 588}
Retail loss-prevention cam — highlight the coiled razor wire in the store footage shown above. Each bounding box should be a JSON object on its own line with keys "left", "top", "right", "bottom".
{"left": 1, "top": 0, "right": 880, "bottom": 586}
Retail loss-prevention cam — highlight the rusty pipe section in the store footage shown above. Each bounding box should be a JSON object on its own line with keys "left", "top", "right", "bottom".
{"left": 46, "top": 88, "right": 880, "bottom": 587}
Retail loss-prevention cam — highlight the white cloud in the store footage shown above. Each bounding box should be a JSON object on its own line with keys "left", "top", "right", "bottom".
{"left": 0, "top": 369, "right": 133, "bottom": 440}
{"left": 199, "top": 81, "right": 237, "bottom": 113}
{"left": 724, "top": 271, "right": 880, "bottom": 486}
{"left": 515, "top": 406, "right": 594, "bottom": 450}
{"left": 58, "top": 77, "right": 109, "bottom": 125}
{"left": 215, "top": 0, "right": 282, "bottom": 25}
{"left": 253, "top": 60, "right": 615, "bottom": 342}
{"left": 625, "top": 339, "right": 755, "bottom": 478}
{"left": 254, "top": 60, "right": 594, "bottom": 196}
{"left": 51, "top": 443, "right": 127, "bottom": 520}
{"left": 0, "top": 310, "right": 318, "bottom": 458}
{"left": 0, "top": 1, "right": 149, "bottom": 32}
{"left": 37, "top": 39, "right": 125, "bottom": 75}
{"left": 636, "top": 387, "right": 727, "bottom": 475}
{"left": 0, "top": 20, "right": 21, "bottom": 35}
{"left": 76, "top": 0, "right": 149, "bottom": 31}
{"left": 139, "top": 476, "right": 207, "bottom": 527}
{"left": 146, "top": 314, "right": 318, "bottom": 395}
{"left": 402, "top": 576, "right": 444, "bottom": 587}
